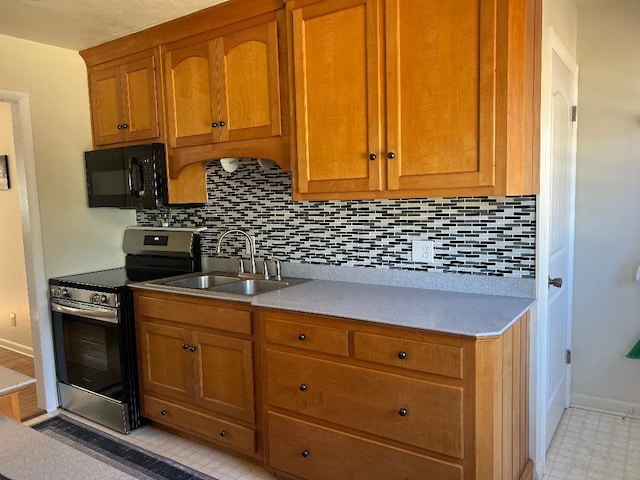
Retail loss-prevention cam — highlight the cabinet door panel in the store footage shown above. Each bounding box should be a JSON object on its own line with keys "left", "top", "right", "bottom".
{"left": 216, "top": 21, "right": 282, "bottom": 142}
{"left": 121, "top": 56, "right": 159, "bottom": 142}
{"left": 193, "top": 331, "right": 255, "bottom": 422}
{"left": 164, "top": 41, "right": 216, "bottom": 148}
{"left": 90, "top": 66, "right": 124, "bottom": 145}
{"left": 386, "top": 0, "right": 496, "bottom": 190}
{"left": 292, "top": 0, "right": 382, "bottom": 194}
{"left": 138, "top": 322, "right": 191, "bottom": 402}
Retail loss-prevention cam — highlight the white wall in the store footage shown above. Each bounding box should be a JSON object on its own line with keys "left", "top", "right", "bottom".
{"left": 571, "top": 0, "right": 640, "bottom": 414}
{"left": 545, "top": 0, "right": 578, "bottom": 56}
{"left": 0, "top": 34, "right": 135, "bottom": 278}
{"left": 0, "top": 103, "right": 32, "bottom": 351}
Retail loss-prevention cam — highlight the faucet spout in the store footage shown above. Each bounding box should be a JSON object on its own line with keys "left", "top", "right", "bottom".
{"left": 216, "top": 229, "right": 257, "bottom": 274}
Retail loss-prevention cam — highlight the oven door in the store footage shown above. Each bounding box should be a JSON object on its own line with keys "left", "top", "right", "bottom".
{"left": 51, "top": 299, "right": 124, "bottom": 402}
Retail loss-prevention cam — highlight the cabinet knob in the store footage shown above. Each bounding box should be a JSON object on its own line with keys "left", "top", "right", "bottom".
{"left": 397, "top": 351, "right": 407, "bottom": 360}
{"left": 387, "top": 152, "right": 396, "bottom": 159}
{"left": 182, "top": 343, "right": 190, "bottom": 350}
{"left": 398, "top": 408, "right": 408, "bottom": 417}
{"left": 219, "top": 120, "right": 226, "bottom": 127}
{"left": 117, "top": 124, "right": 123, "bottom": 129}
{"left": 121, "top": 124, "right": 128, "bottom": 129}
{"left": 211, "top": 122, "right": 218, "bottom": 128}
{"left": 299, "top": 383, "right": 308, "bottom": 392}
{"left": 219, "top": 430, "right": 228, "bottom": 437}
{"left": 300, "top": 449, "right": 310, "bottom": 458}
{"left": 160, "top": 409, "right": 168, "bottom": 416}
{"left": 298, "top": 333, "right": 306, "bottom": 341}
{"left": 189, "top": 345, "right": 197, "bottom": 352}
{"left": 369, "top": 153, "right": 377, "bottom": 161}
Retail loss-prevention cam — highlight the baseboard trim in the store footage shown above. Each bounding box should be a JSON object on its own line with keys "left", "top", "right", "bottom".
{"left": 571, "top": 393, "right": 640, "bottom": 417}
{"left": 0, "top": 339, "right": 33, "bottom": 357}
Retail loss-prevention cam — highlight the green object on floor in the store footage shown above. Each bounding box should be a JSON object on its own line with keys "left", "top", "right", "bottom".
{"left": 626, "top": 339, "right": 640, "bottom": 359}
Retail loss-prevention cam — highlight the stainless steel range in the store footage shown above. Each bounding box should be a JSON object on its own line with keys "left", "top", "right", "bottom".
{"left": 49, "top": 227, "right": 201, "bottom": 433}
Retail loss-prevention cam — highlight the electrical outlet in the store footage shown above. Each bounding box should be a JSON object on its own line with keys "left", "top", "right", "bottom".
{"left": 9, "top": 313, "right": 16, "bottom": 327}
{"left": 412, "top": 240, "right": 434, "bottom": 263}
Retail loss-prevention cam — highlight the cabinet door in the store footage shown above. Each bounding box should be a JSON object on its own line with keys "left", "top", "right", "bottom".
{"left": 164, "top": 39, "right": 217, "bottom": 148}
{"left": 291, "top": 0, "right": 382, "bottom": 194}
{"left": 215, "top": 20, "right": 282, "bottom": 143}
{"left": 120, "top": 55, "right": 160, "bottom": 143}
{"left": 138, "top": 321, "right": 192, "bottom": 403}
{"left": 192, "top": 331, "right": 255, "bottom": 422}
{"left": 89, "top": 65, "right": 125, "bottom": 146}
{"left": 385, "top": 0, "right": 496, "bottom": 191}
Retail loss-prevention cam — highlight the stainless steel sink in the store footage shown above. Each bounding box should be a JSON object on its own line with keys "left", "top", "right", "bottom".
{"left": 161, "top": 274, "right": 239, "bottom": 289}
{"left": 145, "top": 271, "right": 304, "bottom": 298}
{"left": 211, "top": 279, "right": 290, "bottom": 296}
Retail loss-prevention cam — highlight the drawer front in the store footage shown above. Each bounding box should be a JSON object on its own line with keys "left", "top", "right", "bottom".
{"left": 267, "top": 412, "right": 463, "bottom": 480}
{"left": 267, "top": 350, "right": 463, "bottom": 458}
{"left": 353, "top": 331, "right": 463, "bottom": 378}
{"left": 143, "top": 395, "right": 256, "bottom": 454}
{"left": 136, "top": 295, "right": 252, "bottom": 334}
{"left": 264, "top": 317, "right": 349, "bottom": 356}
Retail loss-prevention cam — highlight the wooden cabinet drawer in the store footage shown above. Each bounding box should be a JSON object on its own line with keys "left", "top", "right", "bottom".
{"left": 143, "top": 395, "right": 256, "bottom": 454}
{"left": 264, "top": 317, "right": 349, "bottom": 357}
{"left": 267, "top": 412, "right": 463, "bottom": 480}
{"left": 266, "top": 350, "right": 463, "bottom": 458}
{"left": 353, "top": 332, "right": 463, "bottom": 379}
{"left": 136, "top": 295, "right": 252, "bottom": 334}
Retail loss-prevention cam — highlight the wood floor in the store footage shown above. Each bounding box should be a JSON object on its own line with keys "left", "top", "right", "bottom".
{"left": 0, "top": 347, "right": 45, "bottom": 421}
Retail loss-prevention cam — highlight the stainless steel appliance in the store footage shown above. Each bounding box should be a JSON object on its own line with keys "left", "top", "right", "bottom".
{"left": 84, "top": 143, "right": 167, "bottom": 209}
{"left": 49, "top": 228, "right": 201, "bottom": 433}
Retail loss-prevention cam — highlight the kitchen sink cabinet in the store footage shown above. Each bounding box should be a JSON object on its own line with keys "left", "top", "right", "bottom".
{"left": 288, "top": 0, "right": 541, "bottom": 200}
{"left": 87, "top": 49, "right": 161, "bottom": 147}
{"left": 134, "top": 290, "right": 257, "bottom": 457}
{"left": 164, "top": 13, "right": 290, "bottom": 178}
{"left": 260, "top": 309, "right": 533, "bottom": 480}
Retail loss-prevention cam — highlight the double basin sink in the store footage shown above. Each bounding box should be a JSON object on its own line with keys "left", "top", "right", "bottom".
{"left": 143, "top": 271, "right": 305, "bottom": 299}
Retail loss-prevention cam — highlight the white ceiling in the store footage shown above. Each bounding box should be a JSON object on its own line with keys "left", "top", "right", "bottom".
{"left": 0, "top": 0, "right": 229, "bottom": 51}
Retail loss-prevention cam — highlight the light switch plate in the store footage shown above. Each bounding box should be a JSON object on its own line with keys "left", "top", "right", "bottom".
{"left": 412, "top": 240, "right": 434, "bottom": 263}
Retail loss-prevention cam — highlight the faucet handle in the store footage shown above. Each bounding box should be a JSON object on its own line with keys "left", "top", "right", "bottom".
{"left": 271, "top": 256, "right": 282, "bottom": 281}
{"left": 263, "top": 260, "right": 270, "bottom": 280}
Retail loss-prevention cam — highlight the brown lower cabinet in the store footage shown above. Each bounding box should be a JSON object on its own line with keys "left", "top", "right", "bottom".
{"left": 260, "top": 309, "right": 533, "bottom": 480}
{"left": 133, "top": 289, "right": 533, "bottom": 479}
{"left": 134, "top": 290, "right": 257, "bottom": 457}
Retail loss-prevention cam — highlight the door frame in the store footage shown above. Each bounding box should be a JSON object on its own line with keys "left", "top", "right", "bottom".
{"left": 532, "top": 26, "right": 579, "bottom": 478}
{"left": 0, "top": 90, "right": 58, "bottom": 412}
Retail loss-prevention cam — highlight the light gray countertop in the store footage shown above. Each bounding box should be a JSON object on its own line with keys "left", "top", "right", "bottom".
{"left": 0, "top": 365, "right": 35, "bottom": 395}
{"left": 252, "top": 280, "right": 535, "bottom": 337}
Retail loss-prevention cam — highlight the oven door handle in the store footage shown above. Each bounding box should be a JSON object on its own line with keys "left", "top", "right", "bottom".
{"left": 51, "top": 302, "right": 119, "bottom": 324}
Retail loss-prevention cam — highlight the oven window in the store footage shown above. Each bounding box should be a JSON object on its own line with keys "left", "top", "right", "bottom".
{"left": 54, "top": 314, "right": 123, "bottom": 401}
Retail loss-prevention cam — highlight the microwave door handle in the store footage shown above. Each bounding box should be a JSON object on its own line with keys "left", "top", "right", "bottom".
{"left": 129, "top": 158, "right": 145, "bottom": 197}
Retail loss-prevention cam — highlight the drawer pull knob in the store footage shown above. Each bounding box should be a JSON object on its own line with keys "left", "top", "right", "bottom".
{"left": 189, "top": 346, "right": 197, "bottom": 352}
{"left": 182, "top": 343, "right": 190, "bottom": 350}
{"left": 211, "top": 122, "right": 218, "bottom": 128}
{"left": 299, "top": 383, "right": 308, "bottom": 392}
{"left": 300, "top": 449, "right": 310, "bottom": 458}
{"left": 298, "top": 333, "right": 306, "bottom": 341}
{"left": 160, "top": 409, "right": 168, "bottom": 416}
{"left": 398, "top": 408, "right": 408, "bottom": 417}
{"left": 220, "top": 430, "right": 228, "bottom": 437}
{"left": 397, "top": 350, "right": 407, "bottom": 360}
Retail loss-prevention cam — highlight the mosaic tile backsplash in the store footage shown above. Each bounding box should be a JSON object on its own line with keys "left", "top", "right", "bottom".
{"left": 137, "top": 161, "right": 536, "bottom": 278}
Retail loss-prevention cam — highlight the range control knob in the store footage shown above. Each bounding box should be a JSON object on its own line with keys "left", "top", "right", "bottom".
{"left": 61, "top": 288, "right": 69, "bottom": 298}
{"left": 90, "top": 293, "right": 100, "bottom": 304}
{"left": 100, "top": 294, "right": 108, "bottom": 304}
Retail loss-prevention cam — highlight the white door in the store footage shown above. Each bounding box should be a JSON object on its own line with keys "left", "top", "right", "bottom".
{"left": 545, "top": 47, "right": 578, "bottom": 449}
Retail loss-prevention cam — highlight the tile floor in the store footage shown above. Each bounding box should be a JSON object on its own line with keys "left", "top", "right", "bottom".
{"left": 26, "top": 406, "right": 640, "bottom": 480}
{"left": 544, "top": 406, "right": 640, "bottom": 480}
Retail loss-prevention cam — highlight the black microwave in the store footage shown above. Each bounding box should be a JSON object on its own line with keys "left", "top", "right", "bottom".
{"left": 85, "top": 143, "right": 167, "bottom": 209}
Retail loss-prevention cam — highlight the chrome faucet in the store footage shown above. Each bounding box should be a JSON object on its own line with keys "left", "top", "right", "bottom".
{"left": 216, "top": 229, "right": 257, "bottom": 275}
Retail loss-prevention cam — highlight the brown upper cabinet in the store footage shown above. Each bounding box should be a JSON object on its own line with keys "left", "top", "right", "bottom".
{"left": 288, "top": 0, "right": 541, "bottom": 200}
{"left": 88, "top": 49, "right": 161, "bottom": 146}
{"left": 164, "top": 13, "right": 290, "bottom": 178}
